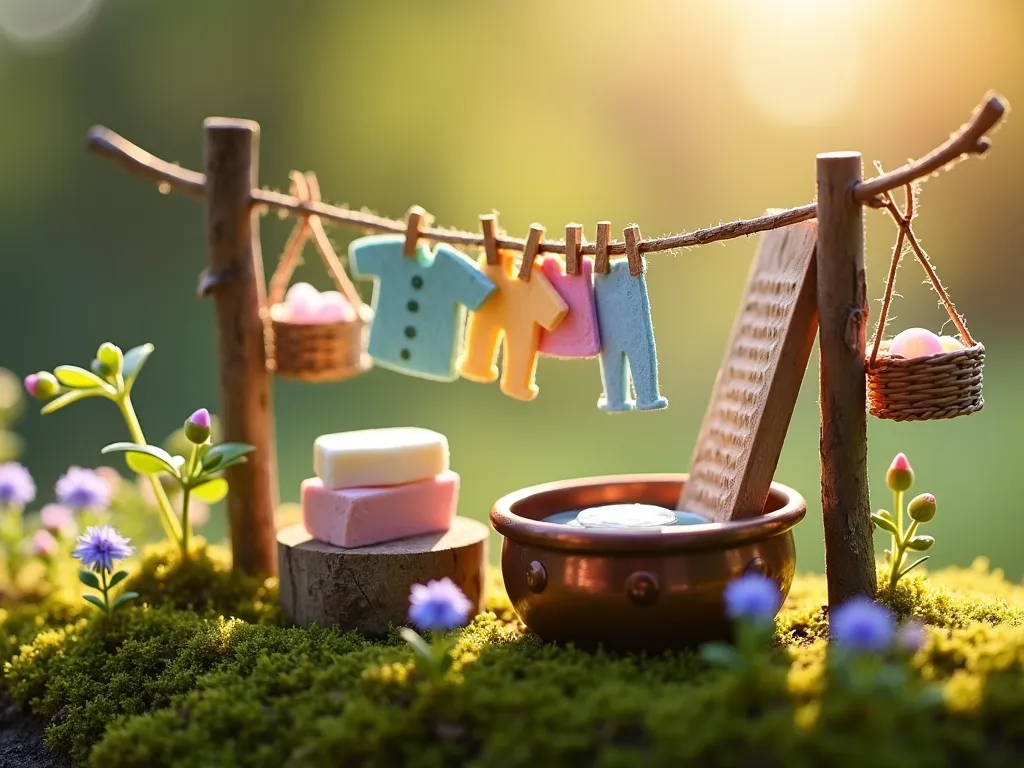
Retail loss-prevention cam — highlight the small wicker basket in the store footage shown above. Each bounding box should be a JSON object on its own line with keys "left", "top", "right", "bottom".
{"left": 865, "top": 188, "right": 983, "bottom": 422}
{"left": 264, "top": 171, "right": 373, "bottom": 383}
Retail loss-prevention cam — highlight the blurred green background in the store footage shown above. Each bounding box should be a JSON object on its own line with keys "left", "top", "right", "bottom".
{"left": 0, "top": 1, "right": 1021, "bottom": 577}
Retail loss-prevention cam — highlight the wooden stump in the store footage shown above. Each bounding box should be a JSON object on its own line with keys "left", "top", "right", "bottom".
{"left": 277, "top": 517, "right": 489, "bottom": 636}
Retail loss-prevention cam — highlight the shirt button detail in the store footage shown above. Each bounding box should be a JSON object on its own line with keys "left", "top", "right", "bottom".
{"left": 411, "top": 276, "right": 423, "bottom": 289}
{"left": 407, "top": 300, "right": 419, "bottom": 312}
{"left": 404, "top": 326, "right": 416, "bottom": 339}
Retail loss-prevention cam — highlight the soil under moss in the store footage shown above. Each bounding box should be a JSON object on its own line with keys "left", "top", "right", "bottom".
{"left": 2, "top": 546, "right": 1024, "bottom": 768}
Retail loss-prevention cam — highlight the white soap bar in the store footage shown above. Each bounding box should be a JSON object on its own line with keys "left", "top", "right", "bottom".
{"left": 575, "top": 504, "right": 676, "bottom": 529}
{"left": 313, "top": 427, "right": 449, "bottom": 489}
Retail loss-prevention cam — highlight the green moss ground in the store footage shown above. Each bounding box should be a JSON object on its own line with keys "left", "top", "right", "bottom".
{"left": 3, "top": 547, "right": 1024, "bottom": 768}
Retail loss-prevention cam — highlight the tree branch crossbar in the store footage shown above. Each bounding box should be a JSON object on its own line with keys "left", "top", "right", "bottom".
{"left": 85, "top": 93, "right": 1006, "bottom": 259}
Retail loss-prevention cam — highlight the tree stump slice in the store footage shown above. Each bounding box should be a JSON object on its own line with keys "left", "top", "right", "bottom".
{"left": 277, "top": 517, "right": 489, "bottom": 636}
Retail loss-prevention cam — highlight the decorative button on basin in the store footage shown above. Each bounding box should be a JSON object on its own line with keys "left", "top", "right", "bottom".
{"left": 407, "top": 300, "right": 419, "bottom": 312}
{"left": 525, "top": 560, "right": 547, "bottom": 593}
{"left": 411, "top": 276, "right": 423, "bottom": 289}
{"left": 626, "top": 571, "right": 659, "bottom": 606}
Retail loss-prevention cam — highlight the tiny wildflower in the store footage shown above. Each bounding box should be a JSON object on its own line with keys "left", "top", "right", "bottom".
{"left": 72, "top": 525, "right": 133, "bottom": 573}
{"left": 409, "top": 578, "right": 473, "bottom": 632}
{"left": 897, "top": 620, "right": 927, "bottom": 653}
{"left": 31, "top": 529, "right": 59, "bottom": 557}
{"left": 724, "top": 573, "right": 782, "bottom": 623}
{"left": 0, "top": 462, "right": 36, "bottom": 508}
{"left": 56, "top": 467, "right": 112, "bottom": 511}
{"left": 831, "top": 596, "right": 895, "bottom": 653}
{"left": 40, "top": 504, "right": 77, "bottom": 537}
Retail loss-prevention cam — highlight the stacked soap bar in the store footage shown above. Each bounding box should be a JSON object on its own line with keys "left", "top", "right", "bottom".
{"left": 302, "top": 427, "right": 459, "bottom": 549}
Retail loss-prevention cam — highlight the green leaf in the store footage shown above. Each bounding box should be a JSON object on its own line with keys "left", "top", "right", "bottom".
{"left": 190, "top": 478, "right": 228, "bottom": 504}
{"left": 399, "top": 627, "right": 434, "bottom": 661}
{"left": 898, "top": 556, "right": 930, "bottom": 580}
{"left": 78, "top": 570, "right": 100, "bottom": 589}
{"left": 40, "top": 388, "right": 102, "bottom": 415}
{"left": 699, "top": 643, "right": 740, "bottom": 669}
{"left": 876, "top": 509, "right": 894, "bottom": 522}
{"left": 54, "top": 365, "right": 107, "bottom": 390}
{"left": 108, "top": 570, "right": 129, "bottom": 589}
{"left": 102, "top": 442, "right": 179, "bottom": 477}
{"left": 111, "top": 592, "right": 140, "bottom": 610}
{"left": 202, "top": 442, "right": 255, "bottom": 472}
{"left": 870, "top": 512, "right": 898, "bottom": 535}
{"left": 83, "top": 594, "right": 107, "bottom": 612}
{"left": 122, "top": 344, "right": 154, "bottom": 393}
{"left": 905, "top": 535, "right": 935, "bottom": 552}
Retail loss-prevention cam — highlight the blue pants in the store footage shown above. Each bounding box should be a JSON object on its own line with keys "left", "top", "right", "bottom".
{"left": 593, "top": 261, "right": 668, "bottom": 412}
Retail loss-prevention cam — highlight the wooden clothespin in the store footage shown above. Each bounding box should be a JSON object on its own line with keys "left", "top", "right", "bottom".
{"left": 594, "top": 221, "right": 611, "bottom": 275}
{"left": 404, "top": 205, "right": 426, "bottom": 258}
{"left": 518, "top": 224, "right": 545, "bottom": 281}
{"left": 624, "top": 225, "right": 644, "bottom": 277}
{"left": 480, "top": 213, "right": 500, "bottom": 266}
{"left": 565, "top": 223, "right": 583, "bottom": 276}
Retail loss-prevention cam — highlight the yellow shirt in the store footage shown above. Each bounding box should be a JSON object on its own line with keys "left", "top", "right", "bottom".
{"left": 458, "top": 250, "right": 568, "bottom": 400}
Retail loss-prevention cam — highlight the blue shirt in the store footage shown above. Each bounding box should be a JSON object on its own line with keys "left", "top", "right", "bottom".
{"left": 349, "top": 235, "right": 496, "bottom": 381}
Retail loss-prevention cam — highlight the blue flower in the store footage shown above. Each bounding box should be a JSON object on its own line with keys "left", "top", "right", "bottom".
{"left": 72, "top": 525, "right": 134, "bottom": 573}
{"left": 408, "top": 578, "right": 473, "bottom": 631}
{"left": 724, "top": 573, "right": 781, "bottom": 623}
{"left": 0, "top": 462, "right": 36, "bottom": 508}
{"left": 56, "top": 467, "right": 112, "bottom": 511}
{"left": 831, "top": 596, "right": 895, "bottom": 653}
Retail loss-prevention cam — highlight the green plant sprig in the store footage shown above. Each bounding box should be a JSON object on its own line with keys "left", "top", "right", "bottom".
{"left": 870, "top": 453, "right": 937, "bottom": 590}
{"left": 26, "top": 343, "right": 254, "bottom": 560}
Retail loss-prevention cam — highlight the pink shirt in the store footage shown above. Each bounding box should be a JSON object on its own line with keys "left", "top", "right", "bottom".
{"left": 537, "top": 256, "right": 601, "bottom": 358}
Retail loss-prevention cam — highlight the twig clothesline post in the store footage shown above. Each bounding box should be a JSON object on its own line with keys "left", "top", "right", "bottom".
{"left": 84, "top": 93, "right": 1007, "bottom": 596}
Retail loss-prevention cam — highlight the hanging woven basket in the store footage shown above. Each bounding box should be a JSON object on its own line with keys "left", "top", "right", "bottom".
{"left": 865, "top": 187, "right": 984, "bottom": 422}
{"left": 264, "top": 171, "right": 373, "bottom": 383}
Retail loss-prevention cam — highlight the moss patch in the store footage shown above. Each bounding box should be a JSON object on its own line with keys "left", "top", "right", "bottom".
{"left": 4, "top": 555, "right": 1024, "bottom": 767}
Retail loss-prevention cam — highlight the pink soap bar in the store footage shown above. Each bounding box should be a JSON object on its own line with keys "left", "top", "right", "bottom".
{"left": 538, "top": 255, "right": 601, "bottom": 358}
{"left": 301, "top": 470, "right": 459, "bottom": 549}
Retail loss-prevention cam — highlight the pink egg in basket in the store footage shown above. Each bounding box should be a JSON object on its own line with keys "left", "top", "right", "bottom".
{"left": 315, "top": 291, "right": 357, "bottom": 323}
{"left": 284, "top": 282, "right": 322, "bottom": 319}
{"left": 888, "top": 327, "right": 943, "bottom": 359}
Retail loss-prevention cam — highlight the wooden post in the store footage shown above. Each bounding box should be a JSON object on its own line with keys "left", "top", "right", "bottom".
{"left": 203, "top": 118, "right": 278, "bottom": 576}
{"left": 816, "top": 152, "right": 876, "bottom": 609}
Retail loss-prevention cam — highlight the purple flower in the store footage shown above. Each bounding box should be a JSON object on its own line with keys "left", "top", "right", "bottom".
{"left": 56, "top": 467, "right": 112, "bottom": 511}
{"left": 23, "top": 374, "right": 38, "bottom": 397}
{"left": 32, "top": 529, "right": 59, "bottom": 557}
{"left": 0, "top": 463, "right": 36, "bottom": 508}
{"left": 897, "top": 620, "right": 927, "bottom": 653}
{"left": 408, "top": 578, "right": 473, "bottom": 631}
{"left": 724, "top": 573, "right": 782, "bottom": 623}
{"left": 40, "top": 504, "right": 77, "bottom": 537}
{"left": 831, "top": 596, "right": 895, "bottom": 653}
{"left": 72, "top": 525, "right": 134, "bottom": 573}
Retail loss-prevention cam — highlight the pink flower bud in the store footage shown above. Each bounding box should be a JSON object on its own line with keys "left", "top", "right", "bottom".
{"left": 908, "top": 493, "right": 937, "bottom": 523}
{"left": 25, "top": 371, "right": 59, "bottom": 400}
{"left": 184, "top": 408, "right": 212, "bottom": 444}
{"left": 886, "top": 453, "right": 915, "bottom": 493}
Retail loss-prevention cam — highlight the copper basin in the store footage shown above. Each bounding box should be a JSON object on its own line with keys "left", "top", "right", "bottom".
{"left": 490, "top": 474, "right": 806, "bottom": 652}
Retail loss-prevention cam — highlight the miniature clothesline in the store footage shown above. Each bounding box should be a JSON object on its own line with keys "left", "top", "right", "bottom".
{"left": 84, "top": 92, "right": 1005, "bottom": 266}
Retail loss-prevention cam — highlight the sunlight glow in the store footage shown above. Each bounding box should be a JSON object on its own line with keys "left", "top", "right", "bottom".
{"left": 722, "top": 0, "right": 875, "bottom": 126}
{"left": 0, "top": 0, "right": 102, "bottom": 49}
